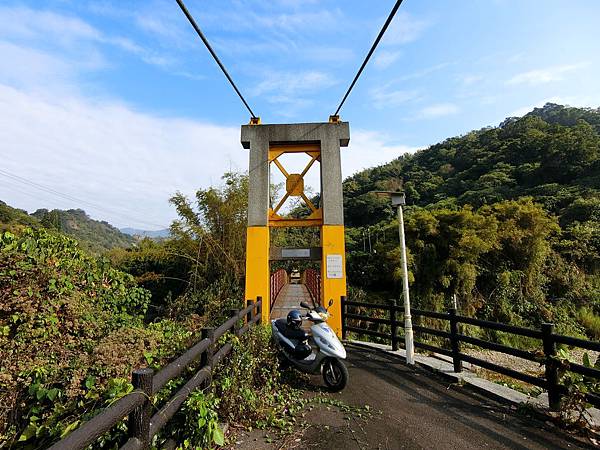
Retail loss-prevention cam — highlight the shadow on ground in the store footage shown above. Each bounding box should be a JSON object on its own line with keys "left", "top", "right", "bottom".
{"left": 229, "top": 344, "right": 594, "bottom": 449}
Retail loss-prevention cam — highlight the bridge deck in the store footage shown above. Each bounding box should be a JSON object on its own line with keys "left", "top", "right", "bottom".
{"left": 270, "top": 283, "right": 313, "bottom": 320}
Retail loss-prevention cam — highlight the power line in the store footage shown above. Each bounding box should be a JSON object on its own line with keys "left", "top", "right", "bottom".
{"left": 333, "top": 0, "right": 406, "bottom": 116}
{"left": 0, "top": 171, "right": 164, "bottom": 228}
{"left": 0, "top": 169, "right": 168, "bottom": 229}
{"left": 175, "top": 0, "right": 258, "bottom": 119}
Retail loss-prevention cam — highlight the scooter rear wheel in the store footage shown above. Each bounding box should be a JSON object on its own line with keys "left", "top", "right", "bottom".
{"left": 278, "top": 354, "right": 290, "bottom": 370}
{"left": 322, "top": 358, "right": 348, "bottom": 392}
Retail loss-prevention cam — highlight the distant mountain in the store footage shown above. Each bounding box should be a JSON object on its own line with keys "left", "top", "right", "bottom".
{"left": 28, "top": 208, "right": 135, "bottom": 253}
{"left": 121, "top": 227, "right": 170, "bottom": 239}
{"left": 1, "top": 201, "right": 136, "bottom": 253}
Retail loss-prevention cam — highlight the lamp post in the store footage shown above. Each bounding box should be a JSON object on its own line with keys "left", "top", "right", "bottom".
{"left": 373, "top": 191, "right": 414, "bottom": 365}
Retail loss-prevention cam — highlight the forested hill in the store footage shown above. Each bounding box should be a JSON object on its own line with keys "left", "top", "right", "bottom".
{"left": 344, "top": 103, "right": 600, "bottom": 228}
{"left": 0, "top": 201, "right": 134, "bottom": 253}
{"left": 31, "top": 208, "right": 135, "bottom": 253}
{"left": 342, "top": 103, "right": 600, "bottom": 337}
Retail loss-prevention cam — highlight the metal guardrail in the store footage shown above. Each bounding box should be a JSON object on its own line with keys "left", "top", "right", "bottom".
{"left": 270, "top": 269, "right": 288, "bottom": 309}
{"left": 48, "top": 298, "right": 263, "bottom": 450}
{"left": 341, "top": 296, "right": 600, "bottom": 410}
{"left": 304, "top": 268, "right": 321, "bottom": 305}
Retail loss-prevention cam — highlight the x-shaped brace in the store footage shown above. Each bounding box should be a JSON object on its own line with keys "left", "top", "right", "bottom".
{"left": 272, "top": 153, "right": 319, "bottom": 214}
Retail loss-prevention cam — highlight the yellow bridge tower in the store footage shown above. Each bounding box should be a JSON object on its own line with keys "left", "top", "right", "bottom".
{"left": 241, "top": 120, "right": 350, "bottom": 337}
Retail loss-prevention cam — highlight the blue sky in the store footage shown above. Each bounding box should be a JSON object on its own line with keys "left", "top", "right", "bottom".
{"left": 1, "top": 0, "right": 599, "bottom": 229}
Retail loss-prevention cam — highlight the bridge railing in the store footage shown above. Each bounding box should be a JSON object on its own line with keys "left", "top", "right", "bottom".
{"left": 270, "top": 269, "right": 288, "bottom": 309}
{"left": 49, "top": 298, "right": 263, "bottom": 450}
{"left": 303, "top": 268, "right": 321, "bottom": 305}
{"left": 341, "top": 296, "right": 600, "bottom": 410}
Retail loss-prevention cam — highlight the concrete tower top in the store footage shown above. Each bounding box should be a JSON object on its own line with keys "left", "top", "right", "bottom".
{"left": 241, "top": 122, "right": 350, "bottom": 149}
{"left": 240, "top": 122, "right": 350, "bottom": 227}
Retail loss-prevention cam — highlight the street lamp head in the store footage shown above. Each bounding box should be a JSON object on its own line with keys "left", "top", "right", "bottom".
{"left": 390, "top": 192, "right": 406, "bottom": 207}
{"left": 371, "top": 190, "right": 406, "bottom": 207}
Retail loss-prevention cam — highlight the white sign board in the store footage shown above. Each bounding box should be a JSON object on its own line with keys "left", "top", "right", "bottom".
{"left": 282, "top": 248, "right": 311, "bottom": 258}
{"left": 326, "top": 254, "right": 343, "bottom": 279}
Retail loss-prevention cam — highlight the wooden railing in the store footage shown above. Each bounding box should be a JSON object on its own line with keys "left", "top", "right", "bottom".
{"left": 303, "top": 268, "right": 321, "bottom": 305}
{"left": 341, "top": 296, "right": 600, "bottom": 410}
{"left": 48, "top": 298, "right": 263, "bottom": 450}
{"left": 270, "top": 269, "right": 288, "bottom": 309}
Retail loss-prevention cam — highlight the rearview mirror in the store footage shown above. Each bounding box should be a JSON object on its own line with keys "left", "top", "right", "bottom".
{"left": 328, "top": 299, "right": 334, "bottom": 307}
{"left": 300, "top": 301, "right": 311, "bottom": 309}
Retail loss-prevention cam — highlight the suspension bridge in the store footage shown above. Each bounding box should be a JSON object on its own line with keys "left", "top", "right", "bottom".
{"left": 39, "top": 0, "right": 600, "bottom": 448}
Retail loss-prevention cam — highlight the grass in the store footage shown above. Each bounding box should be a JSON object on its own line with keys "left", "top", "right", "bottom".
{"left": 577, "top": 307, "right": 600, "bottom": 340}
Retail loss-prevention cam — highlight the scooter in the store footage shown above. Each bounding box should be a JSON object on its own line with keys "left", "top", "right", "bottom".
{"left": 271, "top": 299, "right": 349, "bottom": 392}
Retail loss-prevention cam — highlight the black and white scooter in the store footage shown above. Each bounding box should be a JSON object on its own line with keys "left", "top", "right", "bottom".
{"left": 271, "top": 299, "right": 349, "bottom": 392}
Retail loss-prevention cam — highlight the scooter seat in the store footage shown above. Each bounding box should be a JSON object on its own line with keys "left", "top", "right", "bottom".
{"left": 274, "top": 318, "right": 309, "bottom": 341}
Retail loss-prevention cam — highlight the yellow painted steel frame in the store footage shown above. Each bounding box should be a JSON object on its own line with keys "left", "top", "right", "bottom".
{"left": 268, "top": 143, "right": 323, "bottom": 228}
{"left": 245, "top": 142, "right": 347, "bottom": 337}
{"left": 245, "top": 226, "right": 270, "bottom": 324}
{"left": 320, "top": 225, "right": 346, "bottom": 336}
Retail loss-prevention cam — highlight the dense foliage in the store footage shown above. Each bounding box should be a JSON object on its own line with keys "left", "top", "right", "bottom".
{"left": 344, "top": 104, "right": 600, "bottom": 337}
{"left": 0, "top": 227, "right": 198, "bottom": 447}
{"left": 167, "top": 326, "right": 311, "bottom": 448}
{"left": 344, "top": 104, "right": 600, "bottom": 226}
{"left": 0, "top": 223, "right": 313, "bottom": 448}
{"left": 0, "top": 202, "right": 38, "bottom": 231}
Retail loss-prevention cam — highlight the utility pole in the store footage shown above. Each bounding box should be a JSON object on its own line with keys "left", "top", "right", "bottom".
{"left": 372, "top": 190, "right": 414, "bottom": 364}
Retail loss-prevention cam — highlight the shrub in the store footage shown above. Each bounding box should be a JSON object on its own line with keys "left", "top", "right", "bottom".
{"left": 212, "top": 326, "right": 303, "bottom": 430}
{"left": 577, "top": 307, "right": 600, "bottom": 340}
{"left": 0, "top": 228, "right": 194, "bottom": 447}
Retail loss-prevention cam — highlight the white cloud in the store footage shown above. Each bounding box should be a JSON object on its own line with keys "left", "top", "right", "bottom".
{"left": 0, "top": 5, "right": 100, "bottom": 43}
{"left": 0, "top": 82, "right": 423, "bottom": 229}
{"left": 0, "top": 5, "right": 179, "bottom": 74}
{"left": 393, "top": 62, "right": 453, "bottom": 82}
{"left": 253, "top": 70, "right": 334, "bottom": 95}
{"left": 342, "top": 130, "right": 420, "bottom": 177}
{"left": 0, "top": 83, "right": 243, "bottom": 229}
{"left": 0, "top": 41, "right": 97, "bottom": 92}
{"left": 370, "top": 84, "right": 420, "bottom": 109}
{"left": 459, "top": 74, "right": 484, "bottom": 86}
{"left": 201, "top": 6, "right": 344, "bottom": 34}
{"left": 383, "top": 11, "right": 431, "bottom": 45}
{"left": 418, "top": 103, "right": 460, "bottom": 119}
{"left": 373, "top": 50, "right": 402, "bottom": 69}
{"left": 251, "top": 9, "right": 343, "bottom": 32}
{"left": 506, "top": 63, "right": 588, "bottom": 86}
{"left": 251, "top": 70, "right": 336, "bottom": 108}
{"left": 0, "top": 3, "right": 426, "bottom": 229}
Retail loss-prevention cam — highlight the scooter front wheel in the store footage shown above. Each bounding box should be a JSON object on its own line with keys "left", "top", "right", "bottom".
{"left": 322, "top": 358, "right": 348, "bottom": 392}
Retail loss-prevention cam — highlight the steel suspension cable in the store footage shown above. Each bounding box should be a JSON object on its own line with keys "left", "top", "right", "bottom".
{"left": 333, "top": 0, "right": 406, "bottom": 116}
{"left": 175, "top": 0, "right": 258, "bottom": 119}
